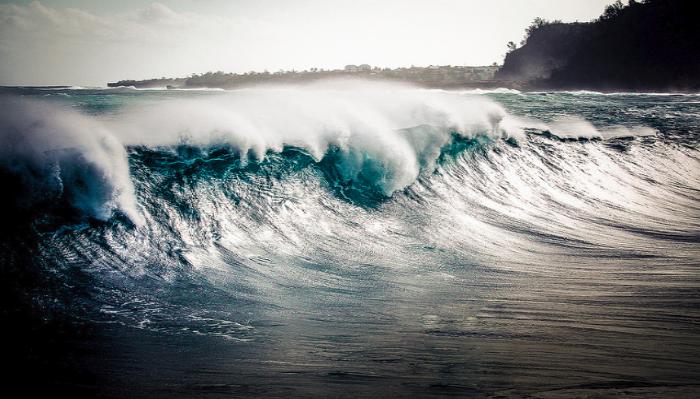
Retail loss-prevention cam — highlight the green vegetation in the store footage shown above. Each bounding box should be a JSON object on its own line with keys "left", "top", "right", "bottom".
{"left": 498, "top": 0, "right": 699, "bottom": 91}
{"left": 108, "top": 65, "right": 501, "bottom": 89}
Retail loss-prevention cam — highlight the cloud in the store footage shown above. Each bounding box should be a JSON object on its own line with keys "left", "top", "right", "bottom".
{"left": 0, "top": 1, "right": 221, "bottom": 43}
{"left": 0, "top": 1, "right": 262, "bottom": 85}
{"left": 138, "top": 2, "right": 182, "bottom": 24}
{"left": 2, "top": 1, "right": 111, "bottom": 38}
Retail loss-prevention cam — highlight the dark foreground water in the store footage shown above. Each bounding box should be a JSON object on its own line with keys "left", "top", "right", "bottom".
{"left": 1, "top": 84, "right": 699, "bottom": 398}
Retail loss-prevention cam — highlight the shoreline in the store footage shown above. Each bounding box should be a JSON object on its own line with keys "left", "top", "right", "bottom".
{"left": 3, "top": 84, "right": 699, "bottom": 96}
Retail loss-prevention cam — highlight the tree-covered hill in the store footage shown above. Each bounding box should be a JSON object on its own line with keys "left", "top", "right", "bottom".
{"left": 497, "top": 0, "right": 699, "bottom": 91}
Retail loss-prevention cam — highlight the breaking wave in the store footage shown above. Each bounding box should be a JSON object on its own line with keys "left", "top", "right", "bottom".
{"left": 1, "top": 85, "right": 526, "bottom": 222}
{"left": 2, "top": 84, "right": 670, "bottom": 226}
{"left": 0, "top": 97, "right": 138, "bottom": 222}
{"left": 1, "top": 85, "right": 698, "bottom": 341}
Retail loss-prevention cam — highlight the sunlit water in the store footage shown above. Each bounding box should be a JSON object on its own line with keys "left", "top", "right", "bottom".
{"left": 1, "top": 85, "right": 699, "bottom": 398}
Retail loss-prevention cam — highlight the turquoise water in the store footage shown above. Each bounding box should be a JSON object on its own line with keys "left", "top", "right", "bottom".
{"left": 1, "top": 85, "right": 699, "bottom": 398}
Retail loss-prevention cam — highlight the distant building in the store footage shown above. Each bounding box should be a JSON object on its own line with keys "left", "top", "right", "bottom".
{"left": 345, "top": 64, "right": 371, "bottom": 72}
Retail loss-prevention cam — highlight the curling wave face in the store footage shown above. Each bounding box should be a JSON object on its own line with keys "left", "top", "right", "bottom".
{"left": 2, "top": 84, "right": 673, "bottom": 224}
{"left": 113, "top": 85, "right": 526, "bottom": 198}
{"left": 2, "top": 84, "right": 528, "bottom": 222}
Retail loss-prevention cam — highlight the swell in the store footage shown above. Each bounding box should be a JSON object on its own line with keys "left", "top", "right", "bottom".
{"left": 0, "top": 85, "right": 524, "bottom": 225}
{"left": 117, "top": 131, "right": 700, "bottom": 266}
{"left": 0, "top": 84, "right": 670, "bottom": 227}
{"left": 35, "top": 130, "right": 700, "bottom": 333}
{"left": 2, "top": 88, "right": 698, "bottom": 336}
{"left": 1, "top": 86, "right": 698, "bottom": 289}
{"left": 1, "top": 89, "right": 698, "bottom": 398}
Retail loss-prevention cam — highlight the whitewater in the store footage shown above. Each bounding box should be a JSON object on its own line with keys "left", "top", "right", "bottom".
{"left": 1, "top": 82, "right": 699, "bottom": 398}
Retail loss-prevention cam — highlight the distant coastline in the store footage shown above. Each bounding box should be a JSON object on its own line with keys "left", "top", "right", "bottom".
{"left": 107, "top": 65, "right": 509, "bottom": 90}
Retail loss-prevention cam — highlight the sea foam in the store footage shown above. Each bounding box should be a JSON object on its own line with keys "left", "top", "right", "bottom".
{"left": 0, "top": 82, "right": 660, "bottom": 222}
{"left": 0, "top": 97, "right": 140, "bottom": 222}
{"left": 112, "top": 81, "right": 523, "bottom": 195}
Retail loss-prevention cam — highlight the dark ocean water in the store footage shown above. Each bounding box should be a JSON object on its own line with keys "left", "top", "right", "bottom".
{"left": 1, "top": 84, "right": 699, "bottom": 398}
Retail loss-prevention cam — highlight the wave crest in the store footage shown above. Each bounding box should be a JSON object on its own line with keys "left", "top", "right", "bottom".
{"left": 1, "top": 84, "right": 663, "bottom": 224}
{"left": 114, "top": 84, "right": 521, "bottom": 197}
{"left": 0, "top": 97, "right": 139, "bottom": 223}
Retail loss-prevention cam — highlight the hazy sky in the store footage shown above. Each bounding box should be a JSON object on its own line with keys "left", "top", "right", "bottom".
{"left": 0, "top": 0, "right": 615, "bottom": 86}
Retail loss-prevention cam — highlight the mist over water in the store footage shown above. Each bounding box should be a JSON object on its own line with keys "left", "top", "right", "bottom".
{"left": 1, "top": 83, "right": 699, "bottom": 398}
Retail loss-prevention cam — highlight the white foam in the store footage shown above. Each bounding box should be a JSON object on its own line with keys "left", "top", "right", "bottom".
{"left": 2, "top": 82, "right": 660, "bottom": 222}
{"left": 517, "top": 116, "right": 657, "bottom": 140}
{"left": 0, "top": 97, "right": 141, "bottom": 223}
{"left": 459, "top": 88, "right": 522, "bottom": 95}
{"left": 111, "top": 81, "right": 523, "bottom": 195}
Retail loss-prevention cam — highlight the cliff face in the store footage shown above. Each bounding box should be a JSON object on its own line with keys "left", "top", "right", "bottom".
{"left": 497, "top": 0, "right": 699, "bottom": 91}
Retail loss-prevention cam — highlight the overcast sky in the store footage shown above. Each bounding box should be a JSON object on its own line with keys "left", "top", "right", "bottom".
{"left": 0, "top": 0, "right": 615, "bottom": 86}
